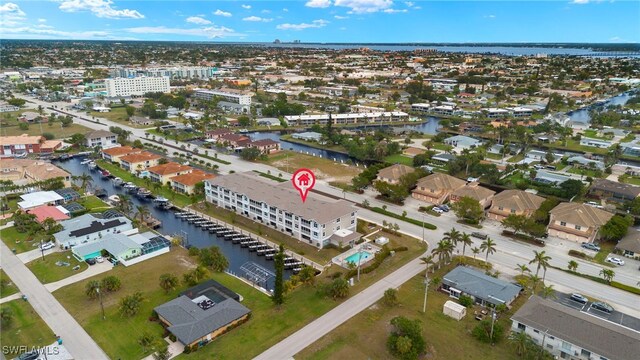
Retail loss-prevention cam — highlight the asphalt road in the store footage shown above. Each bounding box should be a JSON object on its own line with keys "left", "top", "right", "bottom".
{"left": 0, "top": 240, "right": 109, "bottom": 360}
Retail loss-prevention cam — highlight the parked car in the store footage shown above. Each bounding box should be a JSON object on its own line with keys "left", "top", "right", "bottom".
{"left": 533, "top": 164, "right": 545, "bottom": 170}
{"left": 39, "top": 242, "right": 55, "bottom": 250}
{"left": 590, "top": 301, "right": 614, "bottom": 313}
{"left": 581, "top": 242, "right": 601, "bottom": 252}
{"left": 432, "top": 207, "right": 444, "bottom": 214}
{"left": 569, "top": 293, "right": 588, "bottom": 304}
{"left": 439, "top": 204, "right": 450, "bottom": 212}
{"left": 95, "top": 256, "right": 104, "bottom": 263}
{"left": 18, "top": 351, "right": 39, "bottom": 360}
{"left": 471, "top": 232, "right": 487, "bottom": 240}
{"left": 85, "top": 258, "right": 96, "bottom": 265}
{"left": 606, "top": 257, "right": 625, "bottom": 266}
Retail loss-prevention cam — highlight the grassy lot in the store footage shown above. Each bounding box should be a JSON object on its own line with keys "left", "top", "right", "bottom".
{"left": 54, "top": 248, "right": 197, "bottom": 360}
{"left": 190, "top": 201, "right": 341, "bottom": 264}
{"left": 566, "top": 167, "right": 604, "bottom": 178}
{"left": 297, "top": 258, "right": 521, "bottom": 360}
{"left": 485, "top": 152, "right": 505, "bottom": 160}
{"left": 89, "top": 107, "right": 150, "bottom": 129}
{"left": 619, "top": 174, "right": 640, "bottom": 186}
{"left": 547, "top": 139, "right": 608, "bottom": 155}
{"left": 1, "top": 269, "right": 19, "bottom": 298}
{"left": 147, "top": 128, "right": 204, "bottom": 142}
{"left": 593, "top": 242, "right": 617, "bottom": 267}
{"left": 384, "top": 153, "right": 414, "bottom": 166}
{"left": 281, "top": 134, "right": 348, "bottom": 153}
{"left": 261, "top": 151, "right": 362, "bottom": 185}
{"left": 26, "top": 251, "right": 88, "bottom": 284}
{"left": 0, "top": 300, "right": 56, "bottom": 356}
{"left": 79, "top": 195, "right": 111, "bottom": 212}
{"left": 507, "top": 153, "right": 525, "bottom": 163}
{"left": 0, "top": 121, "right": 92, "bottom": 139}
{"left": 97, "top": 160, "right": 197, "bottom": 207}
{"left": 0, "top": 226, "right": 48, "bottom": 254}
{"left": 583, "top": 129, "right": 612, "bottom": 140}
{"left": 431, "top": 143, "right": 453, "bottom": 152}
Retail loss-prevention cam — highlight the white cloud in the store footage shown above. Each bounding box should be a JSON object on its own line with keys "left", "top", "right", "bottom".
{"left": 261, "top": 9, "right": 271, "bottom": 14}
{"left": 484, "top": 14, "right": 496, "bottom": 19}
{"left": 241, "top": 4, "right": 251, "bottom": 9}
{"left": 383, "top": 8, "right": 407, "bottom": 13}
{"left": 0, "top": 3, "right": 26, "bottom": 26}
{"left": 213, "top": 9, "right": 232, "bottom": 17}
{"left": 126, "top": 25, "right": 238, "bottom": 38}
{"left": 404, "top": 1, "right": 414, "bottom": 7}
{"left": 0, "top": 25, "right": 109, "bottom": 39}
{"left": 277, "top": 19, "right": 329, "bottom": 31}
{"left": 334, "top": 15, "right": 349, "bottom": 19}
{"left": 243, "top": 16, "right": 272, "bottom": 22}
{"left": 305, "top": 0, "right": 332, "bottom": 8}
{"left": 334, "top": 0, "right": 393, "bottom": 14}
{"left": 186, "top": 16, "right": 211, "bottom": 25}
{"left": 283, "top": 8, "right": 289, "bottom": 12}
{"left": 37, "top": 18, "right": 47, "bottom": 23}
{"left": 571, "top": 0, "right": 590, "bottom": 3}
{"left": 59, "top": 0, "right": 144, "bottom": 19}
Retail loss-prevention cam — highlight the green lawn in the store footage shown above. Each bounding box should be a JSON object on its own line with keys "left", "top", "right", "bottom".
{"left": 384, "top": 153, "right": 414, "bottom": 166}
{"left": 97, "top": 160, "right": 197, "bottom": 207}
{"left": 432, "top": 143, "right": 453, "bottom": 152}
{"left": 0, "top": 226, "right": 47, "bottom": 254}
{"left": 0, "top": 121, "right": 92, "bottom": 139}
{"left": 507, "top": 153, "right": 525, "bottom": 163}
{"left": 0, "top": 300, "right": 56, "bottom": 357}
{"left": 297, "top": 258, "right": 521, "bottom": 360}
{"left": 619, "top": 174, "right": 640, "bottom": 186}
{"left": 78, "top": 195, "right": 111, "bottom": 212}
{"left": 26, "top": 251, "right": 88, "bottom": 284}
{"left": 89, "top": 107, "right": 150, "bottom": 129}
{"left": 593, "top": 242, "right": 617, "bottom": 267}
{"left": 547, "top": 139, "right": 608, "bottom": 155}
{"left": 485, "top": 152, "right": 505, "bottom": 160}
{"left": 583, "top": 129, "right": 612, "bottom": 140}
{"left": 1, "top": 269, "right": 19, "bottom": 298}
{"left": 566, "top": 167, "right": 604, "bottom": 178}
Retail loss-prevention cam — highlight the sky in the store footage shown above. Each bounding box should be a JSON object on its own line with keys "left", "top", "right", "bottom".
{"left": 0, "top": 1, "right": 638, "bottom": 43}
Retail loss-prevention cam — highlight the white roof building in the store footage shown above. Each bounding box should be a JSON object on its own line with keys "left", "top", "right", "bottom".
{"left": 18, "top": 191, "right": 64, "bottom": 210}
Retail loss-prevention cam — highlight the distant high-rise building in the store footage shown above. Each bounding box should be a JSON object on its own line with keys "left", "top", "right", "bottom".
{"left": 105, "top": 76, "right": 170, "bottom": 97}
{"left": 110, "top": 66, "right": 218, "bottom": 79}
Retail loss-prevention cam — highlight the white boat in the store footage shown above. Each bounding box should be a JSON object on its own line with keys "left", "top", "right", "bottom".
{"left": 239, "top": 129, "right": 249, "bottom": 133}
{"left": 88, "top": 161, "right": 97, "bottom": 169}
{"left": 113, "top": 177, "right": 124, "bottom": 187}
{"left": 80, "top": 159, "right": 92, "bottom": 165}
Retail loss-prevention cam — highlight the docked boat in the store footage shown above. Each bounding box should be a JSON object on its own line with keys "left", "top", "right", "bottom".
{"left": 112, "top": 177, "right": 124, "bottom": 187}
{"left": 100, "top": 170, "right": 110, "bottom": 178}
{"left": 123, "top": 182, "right": 138, "bottom": 192}
{"left": 154, "top": 197, "right": 171, "bottom": 209}
{"left": 80, "top": 159, "right": 92, "bottom": 165}
{"left": 59, "top": 154, "right": 69, "bottom": 161}
{"left": 136, "top": 188, "right": 151, "bottom": 198}
{"left": 94, "top": 188, "right": 108, "bottom": 197}
{"left": 88, "top": 161, "right": 97, "bottom": 170}
{"left": 238, "top": 129, "right": 249, "bottom": 134}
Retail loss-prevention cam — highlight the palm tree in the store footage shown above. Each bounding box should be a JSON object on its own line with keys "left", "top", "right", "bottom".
{"left": 471, "top": 247, "right": 481, "bottom": 259}
{"left": 420, "top": 255, "right": 434, "bottom": 313}
{"left": 599, "top": 268, "right": 615, "bottom": 283}
{"left": 529, "top": 250, "right": 551, "bottom": 283}
{"left": 78, "top": 173, "right": 92, "bottom": 193}
{"left": 459, "top": 232, "right": 472, "bottom": 258}
{"left": 527, "top": 274, "right": 541, "bottom": 293}
{"left": 567, "top": 260, "right": 578, "bottom": 272}
{"left": 480, "top": 238, "right": 496, "bottom": 263}
{"left": 432, "top": 240, "right": 455, "bottom": 265}
{"left": 515, "top": 264, "right": 530, "bottom": 276}
{"left": 509, "top": 330, "right": 532, "bottom": 357}
{"left": 117, "top": 194, "right": 132, "bottom": 215}
{"left": 539, "top": 284, "right": 556, "bottom": 299}
{"left": 136, "top": 205, "right": 150, "bottom": 226}
{"left": 420, "top": 255, "right": 435, "bottom": 275}
{"left": 443, "top": 227, "right": 462, "bottom": 248}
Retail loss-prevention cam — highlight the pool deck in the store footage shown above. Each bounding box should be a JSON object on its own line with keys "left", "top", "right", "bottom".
{"left": 332, "top": 242, "right": 381, "bottom": 269}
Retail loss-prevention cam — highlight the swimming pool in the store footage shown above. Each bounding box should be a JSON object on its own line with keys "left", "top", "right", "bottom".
{"left": 345, "top": 251, "right": 373, "bottom": 265}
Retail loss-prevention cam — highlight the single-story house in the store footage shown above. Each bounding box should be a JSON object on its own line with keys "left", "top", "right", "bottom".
{"left": 402, "top": 147, "right": 424, "bottom": 157}
{"left": 72, "top": 233, "right": 142, "bottom": 263}
{"left": 26, "top": 205, "right": 70, "bottom": 223}
{"left": 54, "top": 213, "right": 133, "bottom": 248}
{"left": 449, "top": 182, "right": 496, "bottom": 209}
{"left": 444, "top": 135, "right": 482, "bottom": 150}
{"left": 291, "top": 132, "right": 322, "bottom": 142}
{"left": 129, "top": 116, "right": 155, "bottom": 126}
{"left": 615, "top": 230, "right": 640, "bottom": 260}
{"left": 376, "top": 164, "right": 415, "bottom": 185}
{"left": 154, "top": 280, "right": 251, "bottom": 348}
{"left": 412, "top": 173, "right": 467, "bottom": 205}
{"left": 589, "top": 178, "right": 640, "bottom": 203}
{"left": 566, "top": 155, "right": 605, "bottom": 170}
{"left": 511, "top": 296, "right": 640, "bottom": 360}
{"left": 524, "top": 150, "right": 562, "bottom": 163}
{"left": 256, "top": 118, "right": 280, "bottom": 126}
{"left": 487, "top": 190, "right": 545, "bottom": 222}
{"left": 579, "top": 137, "right": 613, "bottom": 149}
{"left": 441, "top": 266, "right": 522, "bottom": 307}
{"left": 18, "top": 191, "right": 65, "bottom": 210}
{"left": 547, "top": 202, "right": 614, "bottom": 243}
{"left": 533, "top": 170, "right": 570, "bottom": 185}
{"left": 431, "top": 153, "right": 456, "bottom": 163}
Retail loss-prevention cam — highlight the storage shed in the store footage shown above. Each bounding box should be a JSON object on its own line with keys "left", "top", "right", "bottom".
{"left": 443, "top": 300, "right": 467, "bottom": 321}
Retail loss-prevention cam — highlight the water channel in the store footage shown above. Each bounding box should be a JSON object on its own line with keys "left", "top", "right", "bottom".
{"left": 56, "top": 157, "right": 291, "bottom": 290}
{"left": 568, "top": 91, "right": 637, "bottom": 124}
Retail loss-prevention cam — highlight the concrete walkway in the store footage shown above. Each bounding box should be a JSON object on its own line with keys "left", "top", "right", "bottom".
{"left": 45, "top": 262, "right": 113, "bottom": 292}
{"left": 0, "top": 240, "right": 109, "bottom": 360}
{"left": 0, "top": 292, "right": 23, "bottom": 304}
{"left": 254, "top": 253, "right": 426, "bottom": 360}
{"left": 18, "top": 246, "right": 63, "bottom": 264}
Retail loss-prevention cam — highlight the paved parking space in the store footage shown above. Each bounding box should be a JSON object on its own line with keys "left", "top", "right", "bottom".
{"left": 554, "top": 291, "right": 640, "bottom": 331}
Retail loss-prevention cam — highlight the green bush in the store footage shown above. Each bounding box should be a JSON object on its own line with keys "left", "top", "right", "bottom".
{"left": 458, "top": 295, "right": 474, "bottom": 308}
{"left": 472, "top": 319, "right": 503, "bottom": 343}
{"left": 42, "top": 132, "right": 55, "bottom": 140}
{"left": 568, "top": 250, "right": 589, "bottom": 259}
{"left": 370, "top": 207, "right": 437, "bottom": 230}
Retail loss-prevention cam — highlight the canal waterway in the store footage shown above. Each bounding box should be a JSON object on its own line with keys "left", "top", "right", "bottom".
{"left": 57, "top": 157, "right": 291, "bottom": 290}
{"left": 568, "top": 91, "right": 637, "bottom": 124}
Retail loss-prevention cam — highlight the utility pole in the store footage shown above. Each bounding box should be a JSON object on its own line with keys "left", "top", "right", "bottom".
{"left": 422, "top": 212, "right": 425, "bottom": 243}
{"left": 97, "top": 287, "right": 105, "bottom": 320}
{"left": 40, "top": 240, "right": 45, "bottom": 261}
{"left": 356, "top": 245, "right": 363, "bottom": 282}
{"left": 539, "top": 329, "right": 548, "bottom": 359}
{"left": 422, "top": 276, "right": 429, "bottom": 313}
{"left": 489, "top": 306, "right": 497, "bottom": 343}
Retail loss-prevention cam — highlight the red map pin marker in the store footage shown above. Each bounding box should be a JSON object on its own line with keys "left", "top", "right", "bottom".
{"left": 292, "top": 168, "right": 316, "bottom": 203}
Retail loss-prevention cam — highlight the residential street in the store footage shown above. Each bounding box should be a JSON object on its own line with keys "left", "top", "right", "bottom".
{"left": 0, "top": 240, "right": 109, "bottom": 360}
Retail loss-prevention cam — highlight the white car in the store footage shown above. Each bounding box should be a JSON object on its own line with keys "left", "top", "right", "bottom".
{"left": 40, "top": 242, "right": 55, "bottom": 250}
{"left": 432, "top": 207, "right": 444, "bottom": 214}
{"left": 95, "top": 256, "right": 105, "bottom": 263}
{"left": 606, "top": 257, "right": 625, "bottom": 266}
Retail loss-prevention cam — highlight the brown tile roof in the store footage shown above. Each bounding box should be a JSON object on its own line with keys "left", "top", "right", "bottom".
{"left": 490, "top": 190, "right": 545, "bottom": 213}
{"left": 415, "top": 173, "right": 466, "bottom": 192}
{"left": 511, "top": 296, "right": 640, "bottom": 360}
{"left": 41, "top": 140, "right": 62, "bottom": 150}
{"left": 119, "top": 152, "right": 162, "bottom": 164}
{"left": 377, "top": 164, "right": 415, "bottom": 181}
{"left": 148, "top": 162, "right": 193, "bottom": 176}
{"left": 452, "top": 182, "right": 496, "bottom": 201}
{"left": 25, "top": 162, "right": 70, "bottom": 181}
{"left": 0, "top": 134, "right": 44, "bottom": 146}
{"left": 250, "top": 139, "right": 279, "bottom": 147}
{"left": 102, "top": 146, "right": 141, "bottom": 157}
{"left": 206, "top": 129, "right": 233, "bottom": 136}
{"left": 170, "top": 170, "right": 216, "bottom": 186}
{"left": 219, "top": 134, "right": 250, "bottom": 143}
{"left": 549, "top": 202, "right": 614, "bottom": 228}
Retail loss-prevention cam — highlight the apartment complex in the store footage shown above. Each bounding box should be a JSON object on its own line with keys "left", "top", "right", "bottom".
{"left": 284, "top": 111, "right": 408, "bottom": 126}
{"left": 0, "top": 159, "right": 71, "bottom": 187}
{"left": 205, "top": 172, "right": 359, "bottom": 248}
{"left": 0, "top": 135, "right": 61, "bottom": 155}
{"left": 194, "top": 89, "right": 252, "bottom": 105}
{"left": 547, "top": 203, "right": 614, "bottom": 243}
{"left": 104, "top": 76, "right": 170, "bottom": 97}
{"left": 111, "top": 66, "right": 218, "bottom": 79}
{"left": 85, "top": 130, "right": 118, "bottom": 149}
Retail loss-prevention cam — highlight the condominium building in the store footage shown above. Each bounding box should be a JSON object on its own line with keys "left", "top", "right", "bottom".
{"left": 194, "top": 89, "right": 252, "bottom": 106}
{"left": 284, "top": 111, "right": 408, "bottom": 126}
{"left": 111, "top": 66, "right": 218, "bottom": 79}
{"left": 0, "top": 135, "right": 61, "bottom": 155}
{"left": 204, "top": 172, "right": 359, "bottom": 248}
{"left": 105, "top": 76, "right": 170, "bottom": 97}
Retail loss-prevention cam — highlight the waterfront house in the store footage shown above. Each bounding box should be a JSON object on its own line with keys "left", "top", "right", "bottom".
{"left": 579, "top": 137, "right": 613, "bottom": 149}
{"left": 205, "top": 129, "right": 233, "bottom": 140}
{"left": 119, "top": 152, "right": 162, "bottom": 175}
{"left": 170, "top": 170, "right": 216, "bottom": 195}
{"left": 589, "top": 178, "right": 640, "bottom": 203}
{"left": 85, "top": 130, "right": 118, "bottom": 149}
{"left": 443, "top": 135, "right": 482, "bottom": 151}
{"left": 101, "top": 146, "right": 143, "bottom": 164}
{"left": 217, "top": 134, "right": 251, "bottom": 149}
{"left": 620, "top": 136, "right": 640, "bottom": 157}
{"left": 0, "top": 159, "right": 71, "bottom": 187}
{"left": 0, "top": 134, "right": 61, "bottom": 156}
{"left": 441, "top": 266, "right": 521, "bottom": 307}
{"left": 148, "top": 162, "right": 194, "bottom": 185}
{"left": 248, "top": 139, "right": 280, "bottom": 154}
{"left": 412, "top": 173, "right": 466, "bottom": 205}
{"left": 291, "top": 132, "right": 322, "bottom": 142}
{"left": 487, "top": 190, "right": 545, "bottom": 222}
{"left": 533, "top": 170, "right": 570, "bottom": 185}
{"left": 18, "top": 191, "right": 65, "bottom": 210}
{"left": 376, "top": 164, "right": 415, "bottom": 185}
{"left": 566, "top": 155, "right": 605, "bottom": 170}
{"left": 547, "top": 202, "right": 614, "bottom": 243}
{"left": 449, "top": 182, "right": 496, "bottom": 209}
{"left": 54, "top": 213, "right": 133, "bottom": 248}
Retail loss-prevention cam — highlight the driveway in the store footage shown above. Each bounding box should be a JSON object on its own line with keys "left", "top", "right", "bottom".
{"left": 0, "top": 240, "right": 109, "bottom": 360}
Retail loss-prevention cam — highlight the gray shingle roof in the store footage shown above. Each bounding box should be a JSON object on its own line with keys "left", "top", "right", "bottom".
{"left": 442, "top": 266, "right": 521, "bottom": 305}
{"left": 512, "top": 296, "right": 640, "bottom": 360}
{"left": 155, "top": 297, "right": 250, "bottom": 345}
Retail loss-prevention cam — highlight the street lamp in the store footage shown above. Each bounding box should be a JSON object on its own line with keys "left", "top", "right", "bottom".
{"left": 39, "top": 240, "right": 45, "bottom": 261}
{"left": 96, "top": 287, "right": 105, "bottom": 320}
{"left": 422, "top": 276, "right": 430, "bottom": 313}
{"left": 421, "top": 212, "right": 425, "bottom": 243}
{"left": 356, "top": 245, "right": 364, "bottom": 282}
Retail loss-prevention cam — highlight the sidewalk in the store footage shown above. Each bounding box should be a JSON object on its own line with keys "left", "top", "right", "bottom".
{"left": 0, "top": 292, "right": 23, "bottom": 304}
{"left": 18, "top": 246, "right": 63, "bottom": 264}
{"left": 45, "top": 262, "right": 113, "bottom": 292}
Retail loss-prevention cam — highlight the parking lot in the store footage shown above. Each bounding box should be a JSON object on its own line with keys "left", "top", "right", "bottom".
{"left": 555, "top": 291, "right": 640, "bottom": 331}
